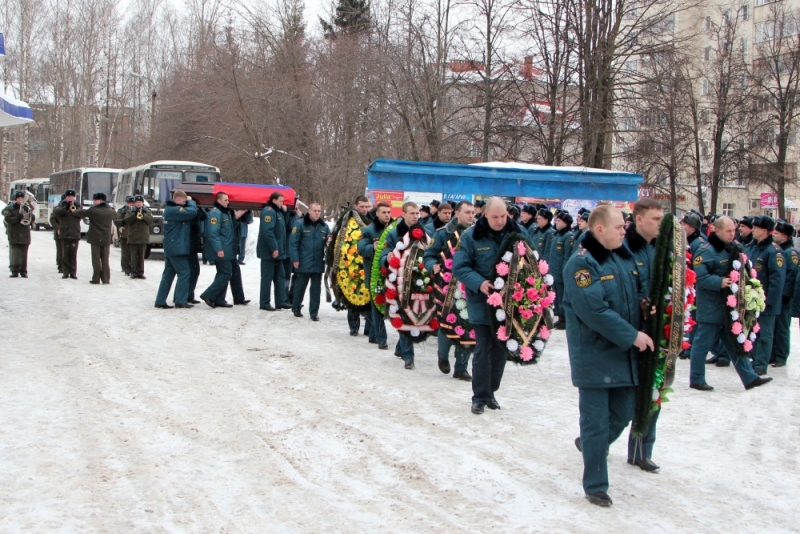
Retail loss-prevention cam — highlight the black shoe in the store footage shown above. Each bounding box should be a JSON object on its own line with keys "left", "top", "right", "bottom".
{"left": 705, "top": 356, "right": 719, "bottom": 365}
{"left": 715, "top": 360, "right": 731, "bottom": 367}
{"left": 471, "top": 401, "right": 484, "bottom": 415}
{"left": 311, "top": 315, "right": 320, "bottom": 322}
{"left": 690, "top": 383, "right": 714, "bottom": 391}
{"left": 279, "top": 304, "right": 292, "bottom": 310}
{"left": 136, "top": 275, "right": 146, "bottom": 280}
{"left": 89, "top": 280, "right": 100, "bottom": 284}
{"left": 438, "top": 359, "right": 451, "bottom": 374}
{"left": 678, "top": 351, "right": 690, "bottom": 360}
{"left": 69, "top": 274, "right": 77, "bottom": 279}
{"left": 260, "top": 305, "right": 276, "bottom": 311}
{"left": 486, "top": 398, "right": 501, "bottom": 410}
{"left": 62, "top": 274, "right": 69, "bottom": 279}
{"left": 369, "top": 339, "right": 377, "bottom": 344}
{"left": 217, "top": 302, "right": 233, "bottom": 308}
{"left": 350, "top": 331, "right": 359, "bottom": 337}
{"left": 628, "top": 458, "right": 660, "bottom": 472}
{"left": 378, "top": 342, "right": 388, "bottom": 350}
{"left": 201, "top": 296, "right": 216, "bottom": 308}
{"left": 293, "top": 311, "right": 304, "bottom": 318}
{"left": 189, "top": 299, "right": 201, "bottom": 304}
{"left": 754, "top": 368, "right": 766, "bottom": 376}
{"left": 771, "top": 362, "right": 786, "bottom": 368}
{"left": 574, "top": 437, "right": 582, "bottom": 452}
{"left": 585, "top": 492, "right": 613, "bottom": 507}
{"left": 745, "top": 376, "right": 773, "bottom": 390}
{"left": 9, "top": 273, "right": 19, "bottom": 278}
{"left": 175, "top": 303, "right": 194, "bottom": 309}
{"left": 394, "top": 350, "right": 402, "bottom": 358}
{"left": 453, "top": 370, "right": 472, "bottom": 381}
{"left": 238, "top": 261, "right": 245, "bottom": 265}
{"left": 404, "top": 359, "right": 415, "bottom": 370}
{"left": 234, "top": 300, "right": 250, "bottom": 305}
{"left": 20, "top": 273, "right": 27, "bottom": 278}
{"left": 155, "top": 304, "right": 174, "bottom": 309}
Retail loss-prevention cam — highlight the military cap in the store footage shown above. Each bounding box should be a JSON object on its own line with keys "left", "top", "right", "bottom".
{"left": 507, "top": 204, "right": 520, "bottom": 217}
{"left": 556, "top": 210, "right": 573, "bottom": 226}
{"left": 775, "top": 220, "right": 795, "bottom": 237}
{"left": 65, "top": 189, "right": 77, "bottom": 197}
{"left": 13, "top": 191, "right": 25, "bottom": 199}
{"left": 537, "top": 208, "right": 553, "bottom": 221}
{"left": 752, "top": 215, "right": 775, "bottom": 232}
{"left": 474, "top": 199, "right": 486, "bottom": 208}
{"left": 739, "top": 216, "right": 754, "bottom": 229}
{"left": 420, "top": 205, "right": 431, "bottom": 215}
{"left": 580, "top": 211, "right": 590, "bottom": 222}
{"left": 134, "top": 195, "right": 145, "bottom": 202}
{"left": 681, "top": 212, "right": 702, "bottom": 231}
{"left": 93, "top": 192, "right": 106, "bottom": 201}
{"left": 430, "top": 200, "right": 440, "bottom": 208}
{"left": 521, "top": 204, "right": 537, "bottom": 216}
{"left": 125, "top": 195, "right": 135, "bottom": 203}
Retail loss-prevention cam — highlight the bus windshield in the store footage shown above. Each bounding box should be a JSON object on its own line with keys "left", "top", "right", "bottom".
{"left": 185, "top": 170, "right": 219, "bottom": 183}
{"left": 142, "top": 170, "right": 181, "bottom": 208}
{"left": 82, "top": 172, "right": 116, "bottom": 204}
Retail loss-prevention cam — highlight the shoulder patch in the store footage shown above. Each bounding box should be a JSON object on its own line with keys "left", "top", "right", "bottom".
{"left": 600, "top": 274, "right": 615, "bottom": 281}
{"left": 292, "top": 226, "right": 298, "bottom": 234}
{"left": 776, "top": 254, "right": 784, "bottom": 268}
{"left": 574, "top": 269, "right": 592, "bottom": 288}
{"left": 264, "top": 215, "right": 272, "bottom": 223}
{"left": 793, "top": 252, "right": 799, "bottom": 265}
{"left": 210, "top": 217, "right": 218, "bottom": 225}
{"left": 693, "top": 255, "right": 703, "bottom": 266}
{"left": 179, "top": 207, "right": 186, "bottom": 212}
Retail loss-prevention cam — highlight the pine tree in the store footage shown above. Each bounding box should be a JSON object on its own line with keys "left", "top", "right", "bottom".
{"left": 319, "top": 0, "right": 371, "bottom": 38}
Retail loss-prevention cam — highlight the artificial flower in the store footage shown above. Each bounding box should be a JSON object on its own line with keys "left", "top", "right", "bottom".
{"left": 730, "top": 310, "right": 739, "bottom": 321}
{"left": 729, "top": 270, "right": 740, "bottom": 283}
{"left": 385, "top": 288, "right": 397, "bottom": 300}
{"left": 444, "top": 259, "right": 453, "bottom": 270}
{"left": 520, "top": 346, "right": 534, "bottom": 362}
{"left": 496, "top": 262, "right": 510, "bottom": 276}
{"left": 411, "top": 228, "right": 424, "bottom": 240}
{"left": 389, "top": 257, "right": 401, "bottom": 269}
{"left": 732, "top": 260, "right": 741, "bottom": 270}
{"left": 390, "top": 304, "right": 399, "bottom": 313}
{"left": 391, "top": 317, "right": 404, "bottom": 328}
{"left": 455, "top": 299, "right": 467, "bottom": 310}
{"left": 743, "top": 339, "right": 753, "bottom": 352}
{"left": 512, "top": 290, "right": 524, "bottom": 302}
{"left": 494, "top": 278, "right": 505, "bottom": 290}
{"left": 410, "top": 328, "right": 421, "bottom": 337}
{"left": 388, "top": 273, "right": 397, "bottom": 282}
{"left": 533, "top": 340, "right": 544, "bottom": 351}
{"left": 526, "top": 276, "right": 536, "bottom": 285}
{"left": 544, "top": 274, "right": 554, "bottom": 286}
{"left": 430, "top": 319, "right": 439, "bottom": 330}
{"left": 753, "top": 323, "right": 760, "bottom": 333}
{"left": 731, "top": 322, "right": 743, "bottom": 335}
{"left": 526, "top": 287, "right": 538, "bottom": 301}
{"left": 446, "top": 313, "right": 457, "bottom": 324}
{"left": 459, "top": 309, "right": 469, "bottom": 320}
{"left": 726, "top": 295, "right": 737, "bottom": 307}
{"left": 375, "top": 294, "right": 386, "bottom": 305}
{"left": 497, "top": 326, "right": 509, "bottom": 341}
{"left": 685, "top": 269, "right": 697, "bottom": 285}
{"left": 396, "top": 242, "right": 406, "bottom": 251}
{"left": 517, "top": 242, "right": 527, "bottom": 256}
{"left": 539, "top": 326, "right": 551, "bottom": 340}
{"left": 506, "top": 339, "right": 519, "bottom": 352}
{"left": 487, "top": 292, "right": 503, "bottom": 307}
{"left": 454, "top": 326, "right": 465, "bottom": 336}
{"left": 538, "top": 260, "right": 549, "bottom": 275}
{"left": 442, "top": 272, "right": 452, "bottom": 283}
{"left": 737, "top": 333, "right": 746, "bottom": 344}
{"left": 496, "top": 309, "right": 506, "bottom": 321}
{"left": 520, "top": 308, "right": 534, "bottom": 320}
{"left": 502, "top": 251, "right": 513, "bottom": 262}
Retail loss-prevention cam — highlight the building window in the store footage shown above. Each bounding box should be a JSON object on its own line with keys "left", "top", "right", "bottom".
{"left": 701, "top": 79, "right": 711, "bottom": 95}
{"left": 740, "top": 4, "right": 749, "bottom": 21}
{"left": 755, "top": 0, "right": 778, "bottom": 6}
{"left": 741, "top": 37, "right": 749, "bottom": 54}
{"left": 468, "top": 142, "right": 481, "bottom": 159}
{"left": 704, "top": 16, "right": 713, "bottom": 30}
{"left": 723, "top": 10, "right": 731, "bottom": 25}
{"left": 704, "top": 46, "right": 712, "bottom": 61}
{"left": 701, "top": 109, "right": 710, "bottom": 124}
{"left": 4, "top": 172, "right": 14, "bottom": 182}
{"left": 723, "top": 203, "right": 735, "bottom": 216}
{"left": 3, "top": 132, "right": 15, "bottom": 143}
{"left": 88, "top": 154, "right": 96, "bottom": 165}
{"left": 7, "top": 152, "right": 15, "bottom": 163}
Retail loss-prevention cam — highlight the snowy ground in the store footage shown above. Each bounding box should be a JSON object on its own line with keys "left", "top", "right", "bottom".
{"left": 1, "top": 230, "right": 799, "bottom": 533}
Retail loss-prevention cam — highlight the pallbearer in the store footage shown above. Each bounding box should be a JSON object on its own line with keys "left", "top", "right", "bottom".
{"left": 155, "top": 190, "right": 198, "bottom": 309}
{"left": 548, "top": 210, "right": 574, "bottom": 329}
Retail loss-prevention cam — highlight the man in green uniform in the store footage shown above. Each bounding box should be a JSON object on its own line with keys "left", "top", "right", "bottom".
{"left": 115, "top": 195, "right": 134, "bottom": 276}
{"left": 548, "top": 210, "right": 574, "bottom": 329}
{"left": 770, "top": 220, "right": 797, "bottom": 368}
{"left": 155, "top": 190, "right": 198, "bottom": 309}
{"left": 52, "top": 189, "right": 82, "bottom": 279}
{"left": 4, "top": 191, "right": 33, "bottom": 277}
{"left": 200, "top": 192, "right": 237, "bottom": 308}
{"left": 124, "top": 195, "right": 154, "bottom": 279}
{"left": 453, "top": 198, "right": 524, "bottom": 412}
{"left": 424, "top": 200, "right": 475, "bottom": 381}
{"left": 290, "top": 202, "right": 331, "bottom": 321}
{"left": 689, "top": 216, "right": 773, "bottom": 391}
{"left": 563, "top": 205, "right": 654, "bottom": 507}
{"left": 50, "top": 193, "right": 65, "bottom": 273}
{"left": 71, "top": 192, "right": 116, "bottom": 284}
{"left": 745, "top": 215, "right": 786, "bottom": 375}
{"left": 348, "top": 196, "right": 374, "bottom": 337}
{"left": 257, "top": 192, "right": 288, "bottom": 311}
{"left": 357, "top": 201, "right": 393, "bottom": 350}
{"left": 529, "top": 208, "right": 555, "bottom": 262}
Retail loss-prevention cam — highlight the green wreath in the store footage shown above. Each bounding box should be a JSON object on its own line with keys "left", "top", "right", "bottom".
{"left": 370, "top": 219, "right": 398, "bottom": 314}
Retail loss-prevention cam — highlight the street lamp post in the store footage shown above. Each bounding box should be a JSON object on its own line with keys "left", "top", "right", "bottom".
{"left": 129, "top": 72, "right": 157, "bottom": 138}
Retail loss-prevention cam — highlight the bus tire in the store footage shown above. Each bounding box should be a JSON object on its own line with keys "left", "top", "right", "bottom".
{"left": 145, "top": 245, "right": 152, "bottom": 259}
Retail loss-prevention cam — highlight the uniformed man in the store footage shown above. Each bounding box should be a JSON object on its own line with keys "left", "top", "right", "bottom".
{"left": 771, "top": 220, "right": 797, "bottom": 368}
{"left": 453, "top": 197, "right": 522, "bottom": 412}
{"left": 200, "top": 192, "right": 237, "bottom": 308}
{"left": 679, "top": 211, "right": 706, "bottom": 362}
{"left": 548, "top": 210, "right": 575, "bottom": 329}
{"left": 50, "top": 193, "right": 65, "bottom": 273}
{"left": 283, "top": 206, "right": 298, "bottom": 304}
{"left": 115, "top": 195, "right": 134, "bottom": 276}
{"left": 473, "top": 199, "right": 486, "bottom": 220}
{"left": 357, "top": 201, "right": 393, "bottom": 350}
{"left": 425, "top": 201, "right": 452, "bottom": 233}
{"left": 187, "top": 206, "right": 206, "bottom": 304}
{"left": 424, "top": 200, "right": 475, "bottom": 381}
{"left": 71, "top": 192, "right": 116, "bottom": 284}
{"left": 290, "top": 202, "right": 331, "bottom": 321}
{"left": 52, "top": 189, "right": 82, "bottom": 279}
{"left": 348, "top": 196, "right": 374, "bottom": 338}
{"left": 419, "top": 205, "right": 431, "bottom": 226}
{"left": 571, "top": 210, "right": 590, "bottom": 253}
{"left": 257, "top": 192, "right": 288, "bottom": 311}
{"left": 737, "top": 216, "right": 754, "bottom": 246}
{"left": 688, "top": 216, "right": 773, "bottom": 390}
{"left": 155, "top": 190, "right": 198, "bottom": 309}
{"left": 229, "top": 208, "right": 253, "bottom": 306}
{"left": 124, "top": 195, "right": 154, "bottom": 279}
{"left": 621, "top": 198, "right": 663, "bottom": 473}
{"left": 745, "top": 215, "right": 786, "bottom": 375}
{"left": 529, "top": 208, "right": 555, "bottom": 262}
{"left": 3, "top": 191, "right": 33, "bottom": 277}
{"left": 519, "top": 204, "right": 536, "bottom": 231}
{"left": 562, "top": 205, "right": 654, "bottom": 507}
{"left": 380, "top": 201, "right": 426, "bottom": 369}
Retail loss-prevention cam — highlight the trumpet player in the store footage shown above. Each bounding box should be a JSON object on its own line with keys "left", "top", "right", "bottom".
{"left": 52, "top": 189, "right": 82, "bottom": 279}
{"left": 3, "top": 191, "right": 33, "bottom": 278}
{"left": 115, "top": 195, "right": 135, "bottom": 276}
{"left": 123, "top": 195, "right": 154, "bottom": 279}
{"left": 71, "top": 192, "right": 116, "bottom": 284}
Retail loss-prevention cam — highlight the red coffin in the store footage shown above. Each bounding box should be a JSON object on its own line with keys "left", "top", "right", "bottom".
{"left": 213, "top": 183, "right": 296, "bottom": 208}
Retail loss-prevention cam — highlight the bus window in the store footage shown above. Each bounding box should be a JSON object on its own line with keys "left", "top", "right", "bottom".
{"left": 185, "top": 171, "right": 219, "bottom": 183}
{"left": 35, "top": 184, "right": 48, "bottom": 202}
{"left": 82, "top": 172, "right": 116, "bottom": 204}
{"left": 143, "top": 171, "right": 180, "bottom": 208}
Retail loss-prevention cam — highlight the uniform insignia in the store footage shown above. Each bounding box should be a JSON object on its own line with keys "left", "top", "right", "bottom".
{"left": 292, "top": 227, "right": 298, "bottom": 234}
{"left": 693, "top": 255, "right": 703, "bottom": 266}
{"left": 477, "top": 246, "right": 491, "bottom": 251}
{"left": 793, "top": 253, "right": 798, "bottom": 265}
{"left": 264, "top": 215, "right": 272, "bottom": 223}
{"left": 574, "top": 269, "right": 592, "bottom": 288}
{"left": 776, "top": 254, "right": 784, "bottom": 268}
{"left": 600, "top": 274, "right": 615, "bottom": 281}
{"left": 210, "top": 217, "right": 218, "bottom": 225}
{"left": 755, "top": 262, "right": 763, "bottom": 272}
{"left": 179, "top": 207, "right": 186, "bottom": 212}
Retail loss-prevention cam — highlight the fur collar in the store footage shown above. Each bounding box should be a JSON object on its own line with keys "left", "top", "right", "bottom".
{"left": 779, "top": 239, "right": 793, "bottom": 251}
{"left": 687, "top": 230, "right": 701, "bottom": 243}
{"left": 708, "top": 231, "right": 727, "bottom": 252}
{"left": 432, "top": 216, "right": 446, "bottom": 230}
{"left": 445, "top": 217, "right": 468, "bottom": 234}
{"left": 266, "top": 201, "right": 282, "bottom": 214}
{"left": 582, "top": 231, "right": 632, "bottom": 264}
{"left": 396, "top": 218, "right": 410, "bottom": 239}
{"left": 625, "top": 224, "right": 652, "bottom": 252}
{"left": 520, "top": 218, "right": 534, "bottom": 230}
{"left": 213, "top": 201, "right": 230, "bottom": 214}
{"left": 473, "top": 215, "right": 520, "bottom": 241}
{"left": 303, "top": 213, "right": 324, "bottom": 226}
{"left": 756, "top": 234, "right": 775, "bottom": 249}
{"left": 371, "top": 218, "right": 387, "bottom": 233}
{"left": 557, "top": 226, "right": 570, "bottom": 236}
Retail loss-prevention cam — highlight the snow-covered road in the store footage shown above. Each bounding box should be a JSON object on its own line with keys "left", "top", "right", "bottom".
{"left": 0, "top": 230, "right": 798, "bottom": 532}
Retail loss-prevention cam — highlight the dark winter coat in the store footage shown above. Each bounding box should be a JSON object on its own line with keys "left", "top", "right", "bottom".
{"left": 624, "top": 224, "right": 655, "bottom": 296}
{"left": 3, "top": 203, "right": 32, "bottom": 245}
{"left": 289, "top": 214, "right": 330, "bottom": 273}
{"left": 745, "top": 235, "right": 786, "bottom": 315}
{"left": 204, "top": 203, "right": 236, "bottom": 260}
{"left": 72, "top": 202, "right": 116, "bottom": 246}
{"left": 547, "top": 226, "right": 573, "bottom": 283}
{"left": 357, "top": 217, "right": 388, "bottom": 286}
{"left": 124, "top": 207, "right": 155, "bottom": 245}
{"left": 162, "top": 200, "right": 198, "bottom": 257}
{"left": 53, "top": 202, "right": 83, "bottom": 240}
{"left": 257, "top": 202, "right": 287, "bottom": 260}
{"left": 693, "top": 232, "right": 738, "bottom": 324}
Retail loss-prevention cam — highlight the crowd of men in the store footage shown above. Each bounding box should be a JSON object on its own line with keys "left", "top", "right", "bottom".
{"left": 4, "top": 187, "right": 795, "bottom": 508}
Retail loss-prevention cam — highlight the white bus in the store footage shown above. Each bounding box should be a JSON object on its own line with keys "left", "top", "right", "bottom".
{"left": 49, "top": 168, "right": 122, "bottom": 234}
{"left": 114, "top": 161, "right": 220, "bottom": 253}
{"left": 8, "top": 177, "right": 51, "bottom": 230}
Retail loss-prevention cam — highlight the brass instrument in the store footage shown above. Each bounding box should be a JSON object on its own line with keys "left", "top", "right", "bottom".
{"left": 136, "top": 208, "right": 144, "bottom": 220}
{"left": 70, "top": 201, "right": 77, "bottom": 212}
{"left": 19, "top": 190, "right": 37, "bottom": 226}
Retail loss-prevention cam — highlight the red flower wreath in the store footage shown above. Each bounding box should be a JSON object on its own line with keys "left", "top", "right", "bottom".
{"left": 391, "top": 317, "right": 404, "bottom": 329}
{"left": 385, "top": 288, "right": 397, "bottom": 300}
{"left": 411, "top": 228, "right": 424, "bottom": 240}
{"left": 389, "top": 257, "right": 401, "bottom": 269}
{"left": 429, "top": 319, "right": 440, "bottom": 330}
{"left": 375, "top": 294, "right": 386, "bottom": 305}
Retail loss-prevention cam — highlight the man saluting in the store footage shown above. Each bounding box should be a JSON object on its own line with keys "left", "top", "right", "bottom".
{"left": 563, "top": 205, "right": 654, "bottom": 507}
